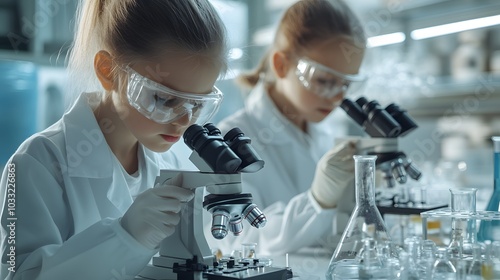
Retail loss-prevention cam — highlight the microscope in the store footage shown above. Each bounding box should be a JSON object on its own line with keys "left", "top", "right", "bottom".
{"left": 339, "top": 97, "right": 447, "bottom": 217}
{"left": 137, "top": 124, "right": 291, "bottom": 280}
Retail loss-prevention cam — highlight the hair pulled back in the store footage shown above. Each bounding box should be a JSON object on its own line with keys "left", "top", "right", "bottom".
{"left": 238, "top": 0, "right": 365, "bottom": 89}
{"left": 67, "top": 0, "right": 227, "bottom": 107}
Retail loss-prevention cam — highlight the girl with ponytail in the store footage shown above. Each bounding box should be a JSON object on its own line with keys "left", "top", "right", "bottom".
{"left": 1, "top": 0, "right": 227, "bottom": 279}
{"left": 214, "top": 0, "right": 367, "bottom": 256}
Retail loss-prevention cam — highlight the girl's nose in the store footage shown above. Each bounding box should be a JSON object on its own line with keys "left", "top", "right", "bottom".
{"left": 326, "top": 91, "right": 345, "bottom": 104}
{"left": 171, "top": 111, "right": 191, "bottom": 127}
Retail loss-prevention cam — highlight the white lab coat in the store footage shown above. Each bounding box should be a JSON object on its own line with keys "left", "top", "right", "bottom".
{"left": 0, "top": 92, "right": 181, "bottom": 280}
{"left": 211, "top": 82, "right": 349, "bottom": 256}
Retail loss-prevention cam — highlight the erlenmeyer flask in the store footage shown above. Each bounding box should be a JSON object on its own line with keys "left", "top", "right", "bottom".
{"left": 478, "top": 136, "right": 500, "bottom": 242}
{"left": 431, "top": 248, "right": 457, "bottom": 280}
{"left": 326, "top": 155, "right": 391, "bottom": 280}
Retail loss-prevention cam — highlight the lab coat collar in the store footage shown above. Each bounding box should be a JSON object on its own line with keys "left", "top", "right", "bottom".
{"left": 62, "top": 92, "right": 161, "bottom": 180}
{"left": 245, "top": 82, "right": 296, "bottom": 144}
{"left": 245, "top": 81, "right": 336, "bottom": 146}
{"left": 63, "top": 92, "right": 115, "bottom": 178}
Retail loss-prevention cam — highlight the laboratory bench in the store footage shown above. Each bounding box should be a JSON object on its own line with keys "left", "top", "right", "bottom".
{"left": 270, "top": 248, "right": 332, "bottom": 280}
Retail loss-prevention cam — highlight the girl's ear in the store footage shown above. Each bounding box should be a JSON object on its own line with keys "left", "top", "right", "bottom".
{"left": 94, "top": 50, "right": 115, "bottom": 91}
{"left": 271, "top": 51, "right": 291, "bottom": 79}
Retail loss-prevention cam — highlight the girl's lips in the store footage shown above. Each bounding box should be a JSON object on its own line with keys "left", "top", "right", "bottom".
{"left": 318, "top": 108, "right": 333, "bottom": 115}
{"left": 161, "top": 134, "right": 181, "bottom": 143}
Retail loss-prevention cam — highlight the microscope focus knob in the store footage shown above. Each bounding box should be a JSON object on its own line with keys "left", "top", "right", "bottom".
{"left": 211, "top": 209, "right": 230, "bottom": 239}
{"left": 243, "top": 204, "right": 267, "bottom": 228}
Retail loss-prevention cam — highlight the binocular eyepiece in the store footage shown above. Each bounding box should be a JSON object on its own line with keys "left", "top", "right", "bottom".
{"left": 184, "top": 123, "right": 265, "bottom": 173}
{"left": 340, "top": 97, "right": 417, "bottom": 138}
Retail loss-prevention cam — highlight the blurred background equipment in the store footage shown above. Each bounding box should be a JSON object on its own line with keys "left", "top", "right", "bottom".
{"left": 0, "top": 60, "right": 37, "bottom": 166}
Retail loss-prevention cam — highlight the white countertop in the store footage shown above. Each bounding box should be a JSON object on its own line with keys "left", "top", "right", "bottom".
{"left": 267, "top": 247, "right": 333, "bottom": 280}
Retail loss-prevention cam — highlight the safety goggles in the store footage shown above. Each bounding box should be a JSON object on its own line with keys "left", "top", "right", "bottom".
{"left": 295, "top": 58, "right": 367, "bottom": 99}
{"left": 125, "top": 66, "right": 223, "bottom": 125}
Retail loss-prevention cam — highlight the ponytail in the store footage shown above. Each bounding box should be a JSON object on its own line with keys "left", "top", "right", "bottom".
{"left": 236, "top": 49, "right": 271, "bottom": 89}
{"left": 235, "top": 0, "right": 365, "bottom": 93}
{"left": 66, "top": 0, "right": 108, "bottom": 108}
{"left": 66, "top": 0, "right": 227, "bottom": 109}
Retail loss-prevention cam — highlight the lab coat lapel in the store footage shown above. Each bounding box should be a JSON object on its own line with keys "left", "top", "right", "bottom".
{"left": 245, "top": 83, "right": 317, "bottom": 190}
{"left": 104, "top": 146, "right": 161, "bottom": 214}
{"left": 244, "top": 82, "right": 294, "bottom": 146}
{"left": 62, "top": 93, "right": 133, "bottom": 218}
{"left": 63, "top": 92, "right": 114, "bottom": 178}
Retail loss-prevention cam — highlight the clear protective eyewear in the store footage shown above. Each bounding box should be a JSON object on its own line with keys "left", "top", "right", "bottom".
{"left": 125, "top": 66, "right": 223, "bottom": 125}
{"left": 295, "top": 58, "right": 367, "bottom": 99}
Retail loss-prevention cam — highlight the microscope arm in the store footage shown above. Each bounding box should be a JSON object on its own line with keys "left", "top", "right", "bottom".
{"left": 155, "top": 170, "right": 242, "bottom": 194}
{"left": 150, "top": 169, "right": 249, "bottom": 277}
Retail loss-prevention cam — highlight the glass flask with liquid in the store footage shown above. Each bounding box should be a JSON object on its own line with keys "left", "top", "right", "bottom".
{"left": 478, "top": 136, "right": 500, "bottom": 242}
{"left": 325, "top": 155, "right": 392, "bottom": 280}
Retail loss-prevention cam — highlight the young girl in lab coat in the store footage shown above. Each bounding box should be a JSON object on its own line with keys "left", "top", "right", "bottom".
{"left": 214, "top": 0, "right": 367, "bottom": 256}
{"left": 0, "top": 0, "right": 226, "bottom": 279}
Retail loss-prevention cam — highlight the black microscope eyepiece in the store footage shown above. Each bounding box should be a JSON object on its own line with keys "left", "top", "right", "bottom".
{"left": 224, "top": 128, "right": 264, "bottom": 173}
{"left": 183, "top": 124, "right": 242, "bottom": 173}
{"left": 184, "top": 123, "right": 265, "bottom": 174}
{"left": 341, "top": 97, "right": 403, "bottom": 138}
{"left": 362, "top": 100, "right": 401, "bottom": 138}
{"left": 340, "top": 99, "right": 366, "bottom": 127}
{"left": 385, "top": 103, "right": 418, "bottom": 137}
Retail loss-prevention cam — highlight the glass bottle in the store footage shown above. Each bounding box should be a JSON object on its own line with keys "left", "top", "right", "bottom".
{"left": 326, "top": 155, "right": 391, "bottom": 280}
{"left": 478, "top": 136, "right": 500, "bottom": 242}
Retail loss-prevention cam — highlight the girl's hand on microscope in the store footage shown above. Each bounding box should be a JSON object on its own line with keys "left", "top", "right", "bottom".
{"left": 120, "top": 174, "right": 194, "bottom": 250}
{"left": 310, "top": 140, "right": 357, "bottom": 209}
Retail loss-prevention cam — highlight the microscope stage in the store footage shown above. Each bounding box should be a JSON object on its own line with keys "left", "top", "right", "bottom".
{"left": 204, "top": 265, "right": 291, "bottom": 279}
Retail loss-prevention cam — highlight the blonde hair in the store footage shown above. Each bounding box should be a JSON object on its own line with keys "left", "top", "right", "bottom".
{"left": 66, "top": 0, "right": 227, "bottom": 108}
{"left": 237, "top": 0, "right": 365, "bottom": 89}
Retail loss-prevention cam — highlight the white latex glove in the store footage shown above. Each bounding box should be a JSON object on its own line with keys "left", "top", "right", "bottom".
{"left": 311, "top": 140, "right": 357, "bottom": 209}
{"left": 121, "top": 174, "right": 194, "bottom": 250}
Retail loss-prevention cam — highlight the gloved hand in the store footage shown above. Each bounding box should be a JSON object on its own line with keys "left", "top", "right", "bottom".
{"left": 121, "top": 174, "right": 194, "bottom": 250}
{"left": 310, "top": 140, "right": 357, "bottom": 209}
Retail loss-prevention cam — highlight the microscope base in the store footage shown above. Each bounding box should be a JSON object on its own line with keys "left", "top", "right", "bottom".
{"left": 204, "top": 266, "right": 291, "bottom": 280}
{"left": 136, "top": 257, "right": 292, "bottom": 280}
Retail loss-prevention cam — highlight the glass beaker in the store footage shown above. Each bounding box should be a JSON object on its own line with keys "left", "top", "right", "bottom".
{"left": 448, "top": 188, "right": 477, "bottom": 258}
{"left": 478, "top": 136, "right": 500, "bottom": 242}
{"left": 241, "top": 243, "right": 257, "bottom": 259}
{"left": 326, "top": 155, "right": 392, "bottom": 280}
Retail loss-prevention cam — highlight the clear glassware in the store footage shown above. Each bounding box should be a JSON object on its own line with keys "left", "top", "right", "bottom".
{"left": 403, "top": 236, "right": 422, "bottom": 278}
{"left": 483, "top": 241, "right": 500, "bottom": 280}
{"left": 447, "top": 227, "right": 463, "bottom": 263}
{"left": 418, "top": 239, "right": 437, "bottom": 278}
{"left": 478, "top": 136, "right": 500, "bottom": 242}
{"left": 482, "top": 242, "right": 495, "bottom": 280}
{"left": 326, "top": 155, "right": 392, "bottom": 280}
{"left": 431, "top": 247, "right": 457, "bottom": 280}
{"left": 357, "top": 238, "right": 385, "bottom": 279}
{"left": 241, "top": 243, "right": 257, "bottom": 259}
{"left": 466, "top": 243, "right": 483, "bottom": 279}
{"left": 449, "top": 188, "right": 478, "bottom": 258}
{"left": 397, "top": 251, "right": 410, "bottom": 280}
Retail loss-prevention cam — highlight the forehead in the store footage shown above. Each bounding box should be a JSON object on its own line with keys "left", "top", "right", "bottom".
{"left": 303, "top": 36, "right": 365, "bottom": 75}
{"left": 129, "top": 51, "right": 222, "bottom": 93}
